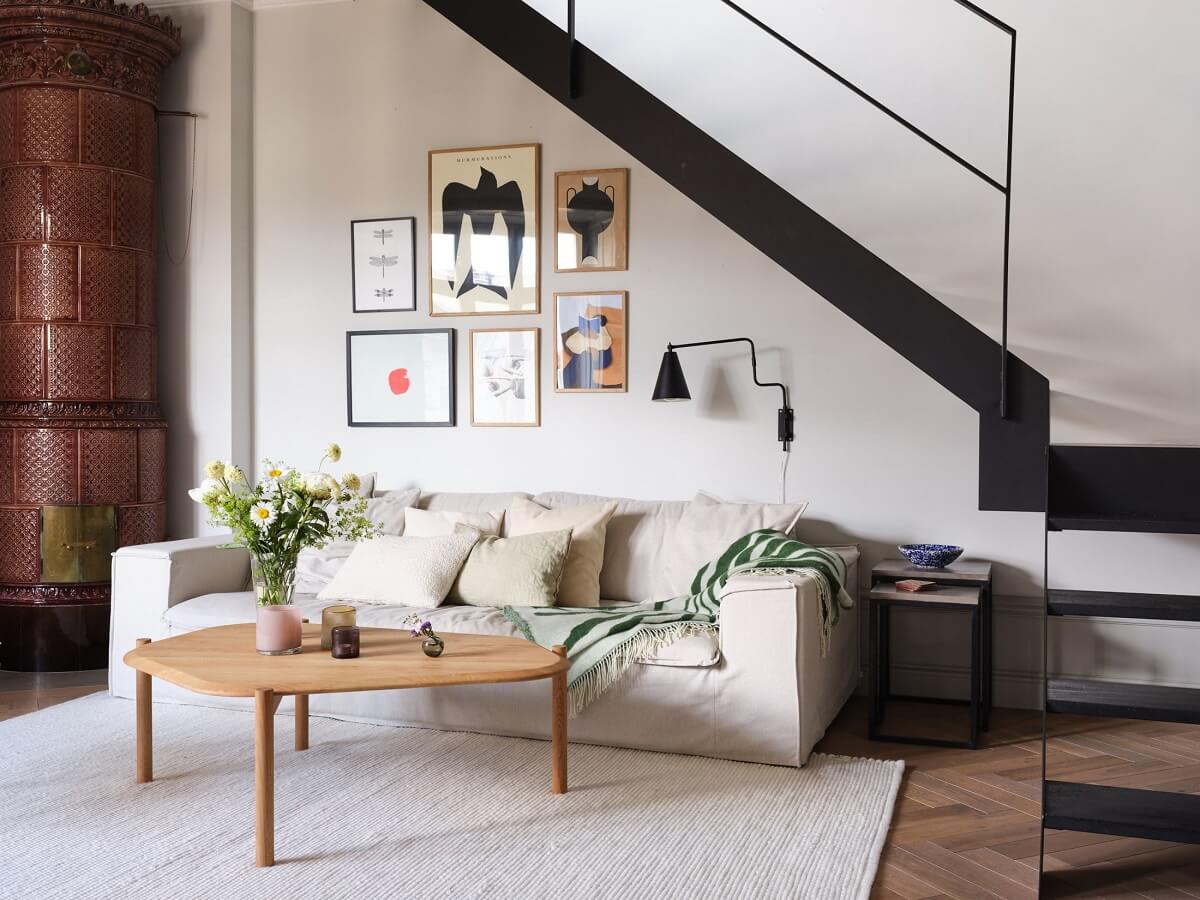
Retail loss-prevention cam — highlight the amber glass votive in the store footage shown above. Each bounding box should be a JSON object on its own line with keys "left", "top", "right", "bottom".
{"left": 330, "top": 625, "right": 360, "bottom": 659}
{"left": 321, "top": 604, "right": 356, "bottom": 650}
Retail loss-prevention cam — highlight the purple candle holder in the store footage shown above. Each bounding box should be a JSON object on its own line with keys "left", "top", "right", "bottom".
{"left": 330, "top": 625, "right": 360, "bottom": 659}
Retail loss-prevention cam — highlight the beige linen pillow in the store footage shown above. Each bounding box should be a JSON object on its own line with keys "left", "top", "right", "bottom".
{"left": 403, "top": 507, "right": 503, "bottom": 538}
{"left": 665, "top": 495, "right": 809, "bottom": 595}
{"left": 449, "top": 530, "right": 572, "bottom": 608}
{"left": 364, "top": 488, "right": 421, "bottom": 535}
{"left": 508, "top": 497, "right": 617, "bottom": 608}
{"left": 316, "top": 533, "right": 476, "bottom": 607}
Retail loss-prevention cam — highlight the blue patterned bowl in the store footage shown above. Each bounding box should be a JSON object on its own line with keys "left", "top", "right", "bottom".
{"left": 898, "top": 544, "right": 963, "bottom": 569}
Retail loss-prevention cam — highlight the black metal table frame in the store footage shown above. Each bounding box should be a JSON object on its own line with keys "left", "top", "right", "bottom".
{"left": 866, "top": 582, "right": 991, "bottom": 750}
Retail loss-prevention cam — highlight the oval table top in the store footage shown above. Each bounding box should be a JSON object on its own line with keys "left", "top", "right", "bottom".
{"left": 123, "top": 624, "right": 567, "bottom": 698}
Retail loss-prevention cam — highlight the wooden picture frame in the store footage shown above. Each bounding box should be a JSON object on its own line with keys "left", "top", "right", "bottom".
{"left": 429, "top": 143, "right": 540, "bottom": 316}
{"left": 351, "top": 216, "right": 417, "bottom": 312}
{"left": 554, "top": 291, "right": 627, "bottom": 392}
{"left": 554, "top": 167, "right": 629, "bottom": 273}
{"left": 469, "top": 327, "right": 540, "bottom": 427}
{"left": 346, "top": 329, "right": 456, "bottom": 427}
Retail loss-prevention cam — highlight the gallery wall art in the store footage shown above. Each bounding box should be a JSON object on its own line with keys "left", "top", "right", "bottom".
{"left": 554, "top": 291, "right": 627, "bottom": 392}
{"left": 346, "top": 329, "right": 456, "bottom": 427}
{"left": 469, "top": 328, "right": 540, "bottom": 427}
{"left": 430, "top": 144, "right": 540, "bottom": 316}
{"left": 351, "top": 217, "right": 417, "bottom": 312}
{"left": 554, "top": 168, "right": 628, "bottom": 272}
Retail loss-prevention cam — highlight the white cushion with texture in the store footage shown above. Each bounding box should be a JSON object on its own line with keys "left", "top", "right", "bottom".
{"left": 317, "top": 534, "right": 476, "bottom": 607}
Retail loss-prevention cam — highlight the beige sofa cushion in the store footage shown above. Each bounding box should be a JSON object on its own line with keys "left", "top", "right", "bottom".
{"left": 665, "top": 496, "right": 808, "bottom": 595}
{"left": 403, "top": 507, "right": 503, "bottom": 537}
{"left": 508, "top": 497, "right": 616, "bottom": 608}
{"left": 534, "top": 492, "right": 691, "bottom": 603}
{"left": 450, "top": 530, "right": 572, "bottom": 608}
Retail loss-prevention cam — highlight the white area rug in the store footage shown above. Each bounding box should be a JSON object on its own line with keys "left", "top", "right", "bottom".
{"left": 1, "top": 695, "right": 901, "bottom": 900}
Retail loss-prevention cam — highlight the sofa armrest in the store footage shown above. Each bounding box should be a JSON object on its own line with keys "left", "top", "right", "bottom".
{"left": 108, "top": 536, "right": 250, "bottom": 697}
{"left": 714, "top": 545, "right": 860, "bottom": 765}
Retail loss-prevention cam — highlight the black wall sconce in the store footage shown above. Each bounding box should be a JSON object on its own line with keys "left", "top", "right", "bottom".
{"left": 652, "top": 338, "right": 795, "bottom": 451}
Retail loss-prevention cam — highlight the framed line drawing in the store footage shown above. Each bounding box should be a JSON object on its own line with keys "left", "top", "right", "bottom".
{"left": 351, "top": 216, "right": 417, "bottom": 312}
{"left": 469, "top": 327, "right": 540, "bottom": 427}
{"left": 554, "top": 291, "right": 627, "bottom": 392}
{"left": 429, "top": 143, "right": 540, "bottom": 316}
{"left": 346, "top": 329, "right": 455, "bottom": 427}
{"left": 554, "top": 168, "right": 628, "bottom": 272}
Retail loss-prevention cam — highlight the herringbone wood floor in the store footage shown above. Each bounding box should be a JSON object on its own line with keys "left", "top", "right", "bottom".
{"left": 4, "top": 676, "right": 1199, "bottom": 897}
{"left": 818, "top": 699, "right": 1200, "bottom": 899}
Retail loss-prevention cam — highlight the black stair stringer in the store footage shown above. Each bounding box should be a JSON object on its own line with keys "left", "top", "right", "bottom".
{"left": 421, "top": 0, "right": 1050, "bottom": 512}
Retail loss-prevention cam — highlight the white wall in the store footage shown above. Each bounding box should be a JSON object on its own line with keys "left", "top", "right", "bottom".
{"left": 154, "top": 0, "right": 1199, "bottom": 706}
{"left": 158, "top": 1, "right": 253, "bottom": 538}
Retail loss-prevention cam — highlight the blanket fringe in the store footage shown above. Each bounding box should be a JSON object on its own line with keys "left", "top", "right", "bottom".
{"left": 567, "top": 622, "right": 718, "bottom": 718}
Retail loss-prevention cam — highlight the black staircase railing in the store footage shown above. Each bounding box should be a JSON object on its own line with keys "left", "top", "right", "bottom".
{"left": 427, "top": 0, "right": 1049, "bottom": 511}
{"left": 568, "top": 0, "right": 1017, "bottom": 417}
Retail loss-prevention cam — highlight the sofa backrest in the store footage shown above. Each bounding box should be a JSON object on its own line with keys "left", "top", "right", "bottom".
{"left": 389, "top": 489, "right": 819, "bottom": 605}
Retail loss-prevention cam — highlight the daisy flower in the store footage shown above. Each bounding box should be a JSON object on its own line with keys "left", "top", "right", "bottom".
{"left": 250, "top": 502, "right": 276, "bottom": 529}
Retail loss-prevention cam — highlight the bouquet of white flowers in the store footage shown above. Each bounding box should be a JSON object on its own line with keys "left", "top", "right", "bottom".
{"left": 189, "top": 443, "right": 375, "bottom": 606}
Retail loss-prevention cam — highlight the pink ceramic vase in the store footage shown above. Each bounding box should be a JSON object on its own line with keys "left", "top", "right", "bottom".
{"left": 256, "top": 604, "right": 303, "bottom": 655}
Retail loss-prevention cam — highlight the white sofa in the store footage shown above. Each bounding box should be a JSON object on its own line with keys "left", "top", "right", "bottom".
{"left": 108, "top": 491, "right": 859, "bottom": 767}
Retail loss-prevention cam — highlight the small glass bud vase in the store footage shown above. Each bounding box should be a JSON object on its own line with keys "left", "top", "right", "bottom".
{"left": 422, "top": 636, "right": 444, "bottom": 658}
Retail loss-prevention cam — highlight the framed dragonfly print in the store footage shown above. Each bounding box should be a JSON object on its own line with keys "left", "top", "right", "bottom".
{"left": 346, "top": 329, "right": 455, "bottom": 427}
{"left": 429, "top": 144, "right": 540, "bottom": 316}
{"left": 469, "top": 328, "right": 540, "bottom": 427}
{"left": 351, "top": 216, "right": 417, "bottom": 312}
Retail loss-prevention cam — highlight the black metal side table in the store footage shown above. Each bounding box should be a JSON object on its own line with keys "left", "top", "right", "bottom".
{"left": 867, "top": 559, "right": 994, "bottom": 749}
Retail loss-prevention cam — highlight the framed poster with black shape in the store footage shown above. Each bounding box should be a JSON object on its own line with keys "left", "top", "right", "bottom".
{"left": 429, "top": 143, "right": 539, "bottom": 316}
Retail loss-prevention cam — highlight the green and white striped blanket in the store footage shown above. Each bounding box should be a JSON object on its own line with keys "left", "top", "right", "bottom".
{"left": 503, "top": 529, "right": 854, "bottom": 717}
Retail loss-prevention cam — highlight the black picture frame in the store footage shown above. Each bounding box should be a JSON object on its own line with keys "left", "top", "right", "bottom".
{"left": 351, "top": 216, "right": 417, "bottom": 313}
{"left": 346, "top": 328, "right": 456, "bottom": 427}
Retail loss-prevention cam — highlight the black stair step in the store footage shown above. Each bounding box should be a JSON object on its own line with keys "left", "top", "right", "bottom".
{"left": 1046, "top": 678, "right": 1200, "bottom": 724}
{"left": 1048, "top": 514, "right": 1200, "bottom": 534}
{"left": 1048, "top": 446, "right": 1200, "bottom": 532}
{"left": 1048, "top": 589, "right": 1200, "bottom": 621}
{"left": 1044, "top": 781, "right": 1200, "bottom": 844}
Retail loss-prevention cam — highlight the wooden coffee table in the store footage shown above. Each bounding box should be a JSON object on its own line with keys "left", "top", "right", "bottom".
{"left": 123, "top": 623, "right": 569, "bottom": 867}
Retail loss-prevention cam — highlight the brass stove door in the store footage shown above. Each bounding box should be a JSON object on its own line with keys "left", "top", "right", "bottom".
{"left": 41, "top": 506, "right": 117, "bottom": 584}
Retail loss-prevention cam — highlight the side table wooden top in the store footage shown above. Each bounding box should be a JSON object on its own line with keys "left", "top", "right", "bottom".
{"left": 873, "top": 558, "right": 993, "bottom": 584}
{"left": 123, "top": 624, "right": 567, "bottom": 698}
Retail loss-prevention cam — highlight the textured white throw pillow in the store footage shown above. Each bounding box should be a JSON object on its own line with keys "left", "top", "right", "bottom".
{"left": 665, "top": 495, "right": 809, "bottom": 596}
{"left": 508, "top": 497, "right": 617, "bottom": 608}
{"left": 316, "top": 534, "right": 477, "bottom": 607}
{"left": 402, "top": 507, "right": 503, "bottom": 538}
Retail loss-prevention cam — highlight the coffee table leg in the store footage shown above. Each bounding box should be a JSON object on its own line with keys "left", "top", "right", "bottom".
{"left": 255, "top": 688, "right": 275, "bottom": 867}
{"left": 294, "top": 693, "right": 309, "bottom": 751}
{"left": 551, "top": 645, "right": 567, "bottom": 794}
{"left": 135, "top": 638, "right": 152, "bottom": 784}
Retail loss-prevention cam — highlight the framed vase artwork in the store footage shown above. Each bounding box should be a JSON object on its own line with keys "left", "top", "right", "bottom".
{"left": 554, "top": 168, "right": 628, "bottom": 272}
{"left": 351, "top": 216, "right": 417, "bottom": 312}
{"left": 469, "top": 328, "right": 540, "bottom": 427}
{"left": 554, "top": 291, "right": 627, "bottom": 392}
{"left": 346, "top": 329, "right": 456, "bottom": 427}
{"left": 429, "top": 143, "right": 540, "bottom": 316}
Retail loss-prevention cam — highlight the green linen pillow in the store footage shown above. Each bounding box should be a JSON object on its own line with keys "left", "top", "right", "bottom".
{"left": 450, "top": 529, "right": 572, "bottom": 608}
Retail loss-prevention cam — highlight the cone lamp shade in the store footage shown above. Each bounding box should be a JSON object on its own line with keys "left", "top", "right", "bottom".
{"left": 652, "top": 350, "right": 691, "bottom": 401}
